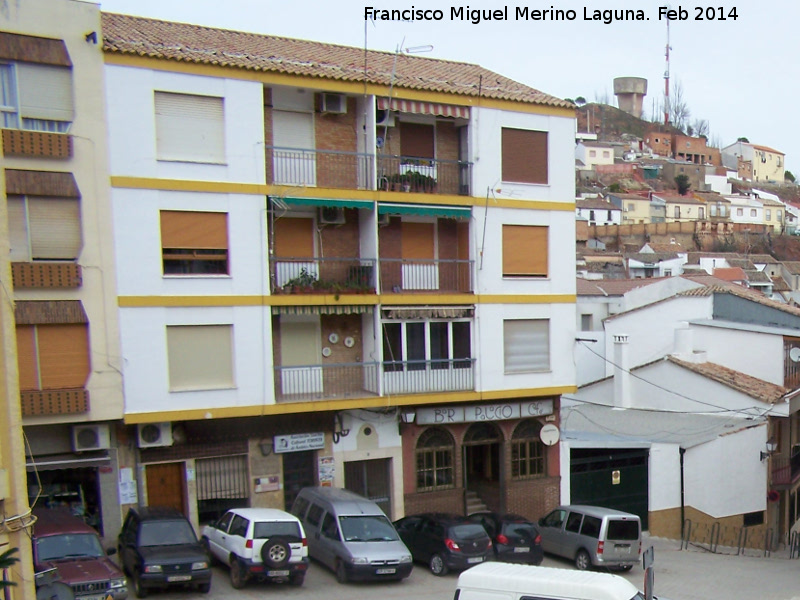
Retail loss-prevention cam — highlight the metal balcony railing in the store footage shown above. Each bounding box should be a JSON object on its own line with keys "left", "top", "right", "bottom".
{"left": 771, "top": 454, "right": 800, "bottom": 486}
{"left": 270, "top": 257, "right": 376, "bottom": 294}
{"left": 379, "top": 258, "right": 473, "bottom": 293}
{"left": 382, "top": 358, "right": 476, "bottom": 395}
{"left": 264, "top": 146, "right": 472, "bottom": 196}
{"left": 274, "top": 362, "right": 380, "bottom": 402}
{"left": 377, "top": 154, "right": 471, "bottom": 196}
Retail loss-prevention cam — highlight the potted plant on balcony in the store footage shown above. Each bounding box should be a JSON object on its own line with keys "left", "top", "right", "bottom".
{"left": 282, "top": 268, "right": 319, "bottom": 293}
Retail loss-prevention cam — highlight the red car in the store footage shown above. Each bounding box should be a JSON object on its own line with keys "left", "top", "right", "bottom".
{"left": 32, "top": 508, "right": 128, "bottom": 600}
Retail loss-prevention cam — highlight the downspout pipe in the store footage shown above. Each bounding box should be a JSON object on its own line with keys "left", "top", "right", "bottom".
{"left": 680, "top": 447, "right": 686, "bottom": 537}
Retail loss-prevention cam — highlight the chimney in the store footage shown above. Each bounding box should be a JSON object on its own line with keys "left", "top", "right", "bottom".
{"left": 613, "top": 334, "right": 633, "bottom": 409}
{"left": 671, "top": 325, "right": 708, "bottom": 363}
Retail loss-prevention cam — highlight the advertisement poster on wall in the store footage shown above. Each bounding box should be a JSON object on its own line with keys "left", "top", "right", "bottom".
{"left": 318, "top": 456, "right": 334, "bottom": 487}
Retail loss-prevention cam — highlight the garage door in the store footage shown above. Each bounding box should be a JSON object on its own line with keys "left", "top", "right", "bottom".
{"left": 570, "top": 448, "right": 649, "bottom": 529}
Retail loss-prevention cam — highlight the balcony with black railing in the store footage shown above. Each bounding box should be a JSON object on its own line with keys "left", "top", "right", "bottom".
{"left": 264, "top": 146, "right": 472, "bottom": 196}
{"left": 379, "top": 258, "right": 473, "bottom": 294}
{"left": 271, "top": 257, "right": 377, "bottom": 295}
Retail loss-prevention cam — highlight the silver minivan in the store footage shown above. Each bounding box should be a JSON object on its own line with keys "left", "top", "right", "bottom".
{"left": 290, "top": 487, "right": 413, "bottom": 583}
{"left": 538, "top": 505, "right": 641, "bottom": 570}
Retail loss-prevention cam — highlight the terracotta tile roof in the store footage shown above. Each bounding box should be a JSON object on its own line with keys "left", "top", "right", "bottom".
{"left": 726, "top": 258, "right": 756, "bottom": 270}
{"left": 667, "top": 357, "right": 790, "bottom": 403}
{"left": 752, "top": 144, "right": 784, "bottom": 155}
{"left": 607, "top": 192, "right": 650, "bottom": 200}
{"left": 576, "top": 277, "right": 666, "bottom": 296}
{"left": 626, "top": 252, "right": 681, "bottom": 262}
{"left": 676, "top": 282, "right": 800, "bottom": 318}
{"left": 749, "top": 254, "right": 778, "bottom": 264}
{"left": 782, "top": 261, "right": 800, "bottom": 275}
{"left": 772, "top": 275, "right": 791, "bottom": 292}
{"left": 712, "top": 267, "right": 747, "bottom": 282}
{"left": 576, "top": 198, "right": 619, "bottom": 210}
{"left": 685, "top": 252, "right": 742, "bottom": 265}
{"left": 100, "top": 12, "right": 571, "bottom": 108}
{"left": 644, "top": 243, "right": 685, "bottom": 253}
{"left": 655, "top": 193, "right": 705, "bottom": 205}
{"left": 744, "top": 270, "right": 771, "bottom": 284}
{"left": 692, "top": 191, "right": 729, "bottom": 204}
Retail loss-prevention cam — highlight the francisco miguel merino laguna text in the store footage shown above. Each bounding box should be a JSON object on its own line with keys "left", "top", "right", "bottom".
{"left": 364, "top": 6, "right": 649, "bottom": 25}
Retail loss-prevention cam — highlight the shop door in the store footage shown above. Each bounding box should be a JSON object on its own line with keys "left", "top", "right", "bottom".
{"left": 146, "top": 462, "right": 186, "bottom": 515}
{"left": 344, "top": 459, "right": 392, "bottom": 516}
{"left": 570, "top": 448, "right": 649, "bottom": 529}
{"left": 283, "top": 451, "right": 316, "bottom": 511}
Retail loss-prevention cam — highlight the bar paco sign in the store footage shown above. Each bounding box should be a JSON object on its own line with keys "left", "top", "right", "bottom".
{"left": 416, "top": 400, "right": 553, "bottom": 425}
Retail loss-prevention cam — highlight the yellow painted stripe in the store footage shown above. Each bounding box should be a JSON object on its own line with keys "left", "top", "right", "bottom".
{"left": 122, "top": 385, "right": 577, "bottom": 424}
{"left": 111, "top": 177, "right": 575, "bottom": 212}
{"left": 104, "top": 53, "right": 574, "bottom": 118}
{"left": 118, "top": 294, "right": 575, "bottom": 308}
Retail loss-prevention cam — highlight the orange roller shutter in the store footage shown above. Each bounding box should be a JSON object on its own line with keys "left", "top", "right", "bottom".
{"left": 401, "top": 222, "right": 435, "bottom": 260}
{"left": 399, "top": 122, "right": 435, "bottom": 159}
{"left": 273, "top": 217, "right": 314, "bottom": 258}
{"left": 16, "top": 325, "right": 39, "bottom": 390}
{"left": 37, "top": 324, "right": 89, "bottom": 389}
{"left": 160, "top": 211, "right": 228, "bottom": 250}
{"left": 502, "top": 225, "right": 548, "bottom": 277}
{"left": 501, "top": 128, "right": 548, "bottom": 185}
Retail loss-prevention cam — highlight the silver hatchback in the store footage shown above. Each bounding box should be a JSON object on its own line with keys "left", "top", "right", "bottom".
{"left": 538, "top": 505, "right": 641, "bottom": 571}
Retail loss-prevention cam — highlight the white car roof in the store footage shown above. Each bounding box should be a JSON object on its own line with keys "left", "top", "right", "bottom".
{"left": 225, "top": 508, "right": 300, "bottom": 522}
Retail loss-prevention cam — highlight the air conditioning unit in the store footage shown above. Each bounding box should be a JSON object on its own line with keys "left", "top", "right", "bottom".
{"left": 321, "top": 93, "right": 347, "bottom": 114}
{"left": 319, "top": 206, "right": 345, "bottom": 225}
{"left": 71, "top": 424, "right": 111, "bottom": 452}
{"left": 376, "top": 109, "right": 395, "bottom": 128}
{"left": 137, "top": 423, "right": 173, "bottom": 449}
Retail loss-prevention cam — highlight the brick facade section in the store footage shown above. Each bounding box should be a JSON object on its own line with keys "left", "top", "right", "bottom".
{"left": 316, "top": 96, "right": 359, "bottom": 188}
{"left": 645, "top": 129, "right": 672, "bottom": 157}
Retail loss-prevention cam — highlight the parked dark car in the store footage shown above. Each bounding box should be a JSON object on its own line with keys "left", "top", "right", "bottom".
{"left": 32, "top": 508, "right": 128, "bottom": 600}
{"left": 393, "top": 513, "right": 492, "bottom": 576}
{"left": 118, "top": 507, "right": 211, "bottom": 597}
{"left": 468, "top": 512, "right": 543, "bottom": 566}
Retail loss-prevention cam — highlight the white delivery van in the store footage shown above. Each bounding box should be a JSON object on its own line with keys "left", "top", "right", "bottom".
{"left": 454, "top": 562, "right": 645, "bottom": 600}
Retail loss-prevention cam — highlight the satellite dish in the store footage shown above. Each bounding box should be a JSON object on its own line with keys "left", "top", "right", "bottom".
{"left": 790, "top": 347, "right": 800, "bottom": 363}
{"left": 540, "top": 424, "right": 560, "bottom": 446}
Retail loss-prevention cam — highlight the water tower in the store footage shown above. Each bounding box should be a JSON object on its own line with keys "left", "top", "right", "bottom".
{"left": 613, "top": 77, "right": 648, "bottom": 119}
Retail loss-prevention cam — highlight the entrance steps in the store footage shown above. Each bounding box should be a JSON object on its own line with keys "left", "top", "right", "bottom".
{"left": 465, "top": 490, "right": 488, "bottom": 514}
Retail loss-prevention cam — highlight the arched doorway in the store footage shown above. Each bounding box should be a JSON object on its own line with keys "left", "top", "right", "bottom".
{"left": 463, "top": 422, "right": 503, "bottom": 512}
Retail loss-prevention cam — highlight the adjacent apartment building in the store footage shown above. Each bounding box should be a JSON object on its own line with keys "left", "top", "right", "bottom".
{"left": 101, "top": 13, "right": 576, "bottom": 530}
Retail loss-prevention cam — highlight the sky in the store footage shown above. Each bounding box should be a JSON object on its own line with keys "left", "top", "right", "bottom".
{"left": 96, "top": 0, "right": 798, "bottom": 173}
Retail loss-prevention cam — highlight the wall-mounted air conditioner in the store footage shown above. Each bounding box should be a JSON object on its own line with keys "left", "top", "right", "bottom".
{"left": 71, "top": 424, "right": 111, "bottom": 452}
{"left": 321, "top": 93, "right": 347, "bottom": 114}
{"left": 137, "top": 423, "right": 173, "bottom": 449}
{"left": 319, "top": 206, "right": 346, "bottom": 225}
{"left": 376, "top": 109, "right": 395, "bottom": 128}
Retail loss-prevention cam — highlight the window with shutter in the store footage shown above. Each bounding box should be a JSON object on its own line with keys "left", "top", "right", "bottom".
{"left": 502, "top": 224, "right": 548, "bottom": 277}
{"left": 503, "top": 319, "right": 550, "bottom": 373}
{"left": 160, "top": 210, "right": 229, "bottom": 275}
{"left": 501, "top": 128, "right": 548, "bottom": 184}
{"left": 166, "top": 324, "right": 234, "bottom": 391}
{"left": 155, "top": 91, "right": 225, "bottom": 163}
{"left": 0, "top": 62, "right": 73, "bottom": 132}
{"left": 15, "top": 324, "right": 89, "bottom": 390}
{"left": 7, "top": 195, "right": 81, "bottom": 261}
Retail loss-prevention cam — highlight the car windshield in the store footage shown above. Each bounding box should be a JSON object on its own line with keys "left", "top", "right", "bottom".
{"left": 450, "top": 523, "right": 488, "bottom": 541}
{"left": 37, "top": 533, "right": 105, "bottom": 561}
{"left": 253, "top": 521, "right": 302, "bottom": 541}
{"left": 139, "top": 520, "right": 198, "bottom": 546}
{"left": 339, "top": 515, "right": 399, "bottom": 542}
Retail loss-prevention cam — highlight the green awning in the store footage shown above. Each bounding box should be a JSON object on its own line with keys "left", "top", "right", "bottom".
{"left": 378, "top": 203, "right": 471, "bottom": 218}
{"left": 271, "top": 196, "right": 373, "bottom": 210}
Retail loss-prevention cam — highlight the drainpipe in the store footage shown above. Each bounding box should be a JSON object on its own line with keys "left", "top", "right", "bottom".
{"left": 679, "top": 447, "right": 686, "bottom": 538}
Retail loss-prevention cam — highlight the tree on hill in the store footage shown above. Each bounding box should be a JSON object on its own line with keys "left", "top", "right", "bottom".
{"left": 575, "top": 96, "right": 586, "bottom": 106}
{"left": 786, "top": 170, "right": 796, "bottom": 183}
{"left": 675, "top": 174, "right": 691, "bottom": 195}
{"left": 737, "top": 136, "right": 750, "bottom": 143}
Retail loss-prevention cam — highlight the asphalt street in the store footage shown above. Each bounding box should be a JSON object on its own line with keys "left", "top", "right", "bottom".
{"left": 141, "top": 534, "right": 800, "bottom": 600}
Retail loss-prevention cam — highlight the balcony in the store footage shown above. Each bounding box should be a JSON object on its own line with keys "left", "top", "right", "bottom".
{"left": 274, "top": 362, "right": 380, "bottom": 403}
{"left": 271, "top": 257, "right": 376, "bottom": 294}
{"left": 770, "top": 453, "right": 800, "bottom": 487}
{"left": 12, "top": 262, "right": 82, "bottom": 289}
{"left": 379, "top": 258, "right": 473, "bottom": 293}
{"left": 21, "top": 388, "right": 89, "bottom": 417}
{"left": 265, "top": 146, "right": 472, "bottom": 196}
{"left": 382, "top": 358, "right": 475, "bottom": 395}
{"left": 2, "top": 129, "right": 72, "bottom": 159}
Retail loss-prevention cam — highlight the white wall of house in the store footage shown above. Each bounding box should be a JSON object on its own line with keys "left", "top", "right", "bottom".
{"left": 726, "top": 196, "right": 764, "bottom": 225}
{"left": 105, "top": 65, "right": 266, "bottom": 183}
{"left": 685, "top": 424, "right": 767, "bottom": 518}
{"left": 472, "top": 106, "right": 575, "bottom": 204}
{"left": 705, "top": 174, "right": 732, "bottom": 195}
{"left": 623, "top": 278, "right": 703, "bottom": 311}
{"left": 575, "top": 143, "right": 615, "bottom": 170}
{"left": 119, "top": 305, "right": 273, "bottom": 415}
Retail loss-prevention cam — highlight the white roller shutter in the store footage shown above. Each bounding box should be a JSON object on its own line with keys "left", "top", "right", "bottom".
{"left": 503, "top": 319, "right": 550, "bottom": 373}
{"left": 7, "top": 197, "right": 30, "bottom": 261}
{"left": 272, "top": 109, "right": 315, "bottom": 185}
{"left": 27, "top": 198, "right": 81, "bottom": 260}
{"left": 17, "top": 63, "right": 73, "bottom": 122}
{"left": 155, "top": 91, "right": 225, "bottom": 164}
{"left": 166, "top": 324, "right": 234, "bottom": 390}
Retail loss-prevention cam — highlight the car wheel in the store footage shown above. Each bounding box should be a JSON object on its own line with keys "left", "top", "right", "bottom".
{"left": 260, "top": 536, "right": 291, "bottom": 568}
{"left": 289, "top": 574, "right": 305, "bottom": 586}
{"left": 575, "top": 549, "right": 591, "bottom": 571}
{"left": 336, "top": 560, "right": 348, "bottom": 584}
{"left": 133, "top": 570, "right": 148, "bottom": 598}
{"left": 197, "top": 582, "right": 211, "bottom": 594}
{"left": 429, "top": 553, "right": 449, "bottom": 576}
{"left": 230, "top": 558, "right": 248, "bottom": 589}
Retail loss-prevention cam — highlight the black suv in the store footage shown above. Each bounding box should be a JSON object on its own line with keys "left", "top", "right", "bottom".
{"left": 118, "top": 507, "right": 211, "bottom": 597}
{"left": 393, "top": 513, "right": 492, "bottom": 576}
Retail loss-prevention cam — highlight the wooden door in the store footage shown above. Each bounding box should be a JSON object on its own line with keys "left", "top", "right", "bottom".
{"left": 146, "top": 462, "right": 186, "bottom": 515}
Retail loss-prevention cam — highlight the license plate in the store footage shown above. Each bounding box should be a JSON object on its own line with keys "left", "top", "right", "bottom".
{"left": 81, "top": 595, "right": 106, "bottom": 600}
{"left": 616, "top": 544, "right": 631, "bottom": 554}
{"left": 514, "top": 547, "right": 530, "bottom": 553}
{"left": 167, "top": 575, "right": 192, "bottom": 582}
{"left": 267, "top": 570, "right": 290, "bottom": 577}
{"left": 376, "top": 568, "right": 396, "bottom": 574}
{"left": 467, "top": 557, "right": 484, "bottom": 564}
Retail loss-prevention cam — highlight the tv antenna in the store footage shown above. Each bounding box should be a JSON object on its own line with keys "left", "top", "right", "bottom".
{"left": 663, "top": 10, "right": 672, "bottom": 125}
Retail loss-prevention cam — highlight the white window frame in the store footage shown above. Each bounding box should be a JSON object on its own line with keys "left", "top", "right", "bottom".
{"left": 382, "top": 319, "right": 472, "bottom": 369}
{"left": 503, "top": 319, "right": 550, "bottom": 374}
